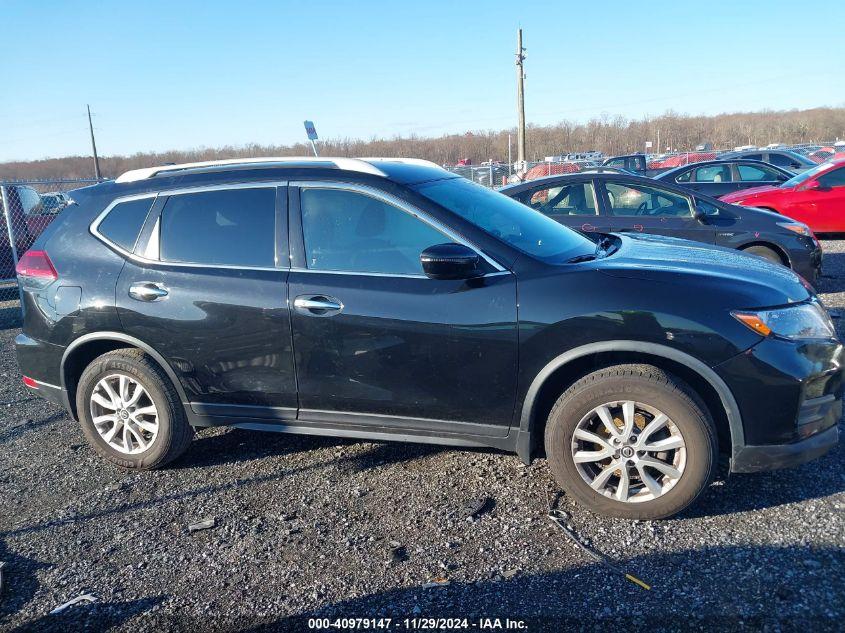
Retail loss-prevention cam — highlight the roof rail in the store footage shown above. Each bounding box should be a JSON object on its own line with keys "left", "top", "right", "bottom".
{"left": 114, "top": 157, "right": 389, "bottom": 184}
{"left": 361, "top": 157, "right": 441, "bottom": 169}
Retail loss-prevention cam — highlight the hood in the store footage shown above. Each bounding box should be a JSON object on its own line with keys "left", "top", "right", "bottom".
{"left": 720, "top": 185, "right": 782, "bottom": 203}
{"left": 597, "top": 233, "right": 812, "bottom": 308}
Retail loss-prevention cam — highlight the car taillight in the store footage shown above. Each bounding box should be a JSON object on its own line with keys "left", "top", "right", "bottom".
{"left": 16, "top": 250, "right": 58, "bottom": 284}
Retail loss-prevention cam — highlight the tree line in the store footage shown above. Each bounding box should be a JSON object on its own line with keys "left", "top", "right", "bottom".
{"left": 2, "top": 106, "right": 844, "bottom": 182}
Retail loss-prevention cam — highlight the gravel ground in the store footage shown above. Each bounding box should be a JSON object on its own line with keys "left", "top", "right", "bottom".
{"left": 1, "top": 244, "right": 845, "bottom": 632}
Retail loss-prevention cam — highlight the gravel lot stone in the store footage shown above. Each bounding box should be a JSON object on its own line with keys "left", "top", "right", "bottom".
{"left": 1, "top": 241, "right": 844, "bottom": 631}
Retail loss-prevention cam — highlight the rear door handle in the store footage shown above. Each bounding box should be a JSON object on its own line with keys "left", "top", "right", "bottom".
{"left": 129, "top": 282, "right": 169, "bottom": 302}
{"left": 293, "top": 295, "right": 343, "bottom": 316}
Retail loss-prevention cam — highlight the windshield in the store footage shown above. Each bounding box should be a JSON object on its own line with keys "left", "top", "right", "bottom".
{"left": 413, "top": 178, "right": 596, "bottom": 264}
{"left": 782, "top": 161, "right": 833, "bottom": 188}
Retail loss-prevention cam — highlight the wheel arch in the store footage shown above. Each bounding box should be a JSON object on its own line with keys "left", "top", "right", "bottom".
{"left": 515, "top": 341, "right": 745, "bottom": 466}
{"left": 738, "top": 240, "right": 790, "bottom": 267}
{"left": 61, "top": 332, "right": 189, "bottom": 420}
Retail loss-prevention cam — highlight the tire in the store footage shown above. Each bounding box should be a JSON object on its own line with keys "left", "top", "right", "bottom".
{"left": 76, "top": 348, "right": 194, "bottom": 469}
{"left": 741, "top": 244, "right": 783, "bottom": 266}
{"left": 544, "top": 364, "right": 717, "bottom": 520}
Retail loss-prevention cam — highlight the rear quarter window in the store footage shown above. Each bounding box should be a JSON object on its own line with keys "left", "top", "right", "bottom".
{"left": 97, "top": 197, "right": 155, "bottom": 252}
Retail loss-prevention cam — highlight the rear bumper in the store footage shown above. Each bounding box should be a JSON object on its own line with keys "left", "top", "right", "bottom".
{"left": 731, "top": 422, "right": 839, "bottom": 473}
{"left": 15, "top": 332, "right": 69, "bottom": 409}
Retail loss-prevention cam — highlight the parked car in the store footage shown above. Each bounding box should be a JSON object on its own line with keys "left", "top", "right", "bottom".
{"left": 15, "top": 157, "right": 841, "bottom": 520}
{"left": 720, "top": 158, "right": 845, "bottom": 233}
{"left": 40, "top": 192, "right": 71, "bottom": 214}
{"left": 654, "top": 159, "right": 794, "bottom": 197}
{"left": 719, "top": 149, "right": 818, "bottom": 173}
{"left": 601, "top": 153, "right": 652, "bottom": 175}
{"left": 1, "top": 185, "right": 58, "bottom": 279}
{"left": 500, "top": 171, "right": 821, "bottom": 282}
{"left": 578, "top": 166, "right": 639, "bottom": 176}
{"left": 600, "top": 152, "right": 717, "bottom": 176}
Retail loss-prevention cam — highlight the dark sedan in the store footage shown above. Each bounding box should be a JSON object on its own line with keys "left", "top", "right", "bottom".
{"left": 654, "top": 159, "right": 793, "bottom": 198}
{"left": 500, "top": 172, "right": 822, "bottom": 283}
{"left": 719, "top": 149, "right": 818, "bottom": 173}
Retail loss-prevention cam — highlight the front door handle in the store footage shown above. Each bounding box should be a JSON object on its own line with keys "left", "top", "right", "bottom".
{"left": 293, "top": 295, "right": 343, "bottom": 316}
{"left": 129, "top": 282, "right": 169, "bottom": 302}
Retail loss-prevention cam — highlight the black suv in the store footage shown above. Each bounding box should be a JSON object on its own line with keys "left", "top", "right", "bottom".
{"left": 500, "top": 172, "right": 822, "bottom": 283}
{"left": 14, "top": 158, "right": 842, "bottom": 519}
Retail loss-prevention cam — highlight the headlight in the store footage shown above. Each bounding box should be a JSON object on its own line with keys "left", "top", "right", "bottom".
{"left": 776, "top": 221, "right": 813, "bottom": 237}
{"left": 732, "top": 301, "right": 836, "bottom": 340}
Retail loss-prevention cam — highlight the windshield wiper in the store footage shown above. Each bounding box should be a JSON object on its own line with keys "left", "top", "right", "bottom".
{"left": 566, "top": 253, "right": 597, "bottom": 263}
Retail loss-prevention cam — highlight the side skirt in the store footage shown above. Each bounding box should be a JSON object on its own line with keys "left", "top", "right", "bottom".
{"left": 185, "top": 405, "right": 518, "bottom": 454}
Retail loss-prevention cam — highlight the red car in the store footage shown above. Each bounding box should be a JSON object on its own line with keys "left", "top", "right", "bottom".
{"left": 720, "top": 158, "right": 845, "bottom": 233}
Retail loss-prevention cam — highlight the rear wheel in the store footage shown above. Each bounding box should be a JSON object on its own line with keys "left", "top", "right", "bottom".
{"left": 76, "top": 348, "right": 194, "bottom": 469}
{"left": 544, "top": 364, "right": 717, "bottom": 519}
{"left": 741, "top": 244, "right": 783, "bottom": 266}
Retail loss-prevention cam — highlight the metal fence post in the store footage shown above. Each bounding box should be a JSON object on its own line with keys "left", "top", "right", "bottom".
{"left": 1, "top": 185, "right": 25, "bottom": 306}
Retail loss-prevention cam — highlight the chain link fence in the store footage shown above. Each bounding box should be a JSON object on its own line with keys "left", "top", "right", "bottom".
{"left": 1, "top": 179, "right": 98, "bottom": 287}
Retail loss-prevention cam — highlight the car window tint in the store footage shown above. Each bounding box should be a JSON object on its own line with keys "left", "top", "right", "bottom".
{"left": 743, "top": 153, "right": 763, "bottom": 161}
{"left": 301, "top": 188, "right": 448, "bottom": 275}
{"left": 605, "top": 158, "right": 624, "bottom": 168}
{"left": 526, "top": 182, "right": 597, "bottom": 217}
{"left": 694, "top": 165, "right": 731, "bottom": 182}
{"left": 98, "top": 198, "right": 155, "bottom": 252}
{"left": 768, "top": 153, "right": 799, "bottom": 168}
{"left": 817, "top": 167, "right": 845, "bottom": 188}
{"left": 674, "top": 170, "right": 691, "bottom": 183}
{"left": 737, "top": 165, "right": 776, "bottom": 181}
{"left": 159, "top": 188, "right": 275, "bottom": 267}
{"left": 604, "top": 183, "right": 693, "bottom": 217}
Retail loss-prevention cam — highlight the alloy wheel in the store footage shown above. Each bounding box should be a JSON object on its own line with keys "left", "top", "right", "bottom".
{"left": 571, "top": 400, "right": 687, "bottom": 503}
{"left": 89, "top": 374, "right": 159, "bottom": 454}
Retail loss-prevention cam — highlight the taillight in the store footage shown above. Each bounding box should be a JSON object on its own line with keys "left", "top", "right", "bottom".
{"left": 16, "top": 250, "right": 58, "bottom": 283}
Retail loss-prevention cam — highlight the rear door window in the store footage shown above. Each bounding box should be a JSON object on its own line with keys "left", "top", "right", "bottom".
{"left": 693, "top": 165, "right": 731, "bottom": 182}
{"left": 768, "top": 153, "right": 797, "bottom": 168}
{"left": 98, "top": 197, "right": 156, "bottom": 252}
{"left": 159, "top": 188, "right": 276, "bottom": 267}
{"left": 737, "top": 164, "right": 779, "bottom": 181}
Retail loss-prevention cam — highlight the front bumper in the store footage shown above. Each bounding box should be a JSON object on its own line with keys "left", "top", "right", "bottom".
{"left": 715, "top": 333, "right": 843, "bottom": 472}
{"left": 790, "top": 238, "right": 822, "bottom": 285}
{"left": 731, "top": 422, "right": 838, "bottom": 473}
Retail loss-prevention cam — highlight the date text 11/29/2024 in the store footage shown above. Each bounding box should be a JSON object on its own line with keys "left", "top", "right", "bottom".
{"left": 307, "top": 617, "right": 528, "bottom": 629}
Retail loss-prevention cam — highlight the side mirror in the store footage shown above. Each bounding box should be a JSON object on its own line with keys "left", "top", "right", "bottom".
{"left": 800, "top": 180, "right": 826, "bottom": 192}
{"left": 420, "top": 243, "right": 481, "bottom": 280}
{"left": 693, "top": 209, "right": 707, "bottom": 223}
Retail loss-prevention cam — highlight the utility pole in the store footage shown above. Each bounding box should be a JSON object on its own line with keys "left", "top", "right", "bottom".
{"left": 87, "top": 104, "right": 101, "bottom": 180}
{"left": 515, "top": 28, "right": 526, "bottom": 168}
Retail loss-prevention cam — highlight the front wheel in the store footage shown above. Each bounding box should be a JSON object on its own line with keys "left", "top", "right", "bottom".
{"left": 544, "top": 364, "right": 717, "bottom": 520}
{"left": 741, "top": 244, "right": 783, "bottom": 266}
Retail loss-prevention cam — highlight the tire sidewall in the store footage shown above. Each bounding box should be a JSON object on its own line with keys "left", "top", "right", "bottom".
{"left": 76, "top": 355, "right": 175, "bottom": 469}
{"left": 743, "top": 245, "right": 781, "bottom": 265}
{"left": 546, "top": 373, "right": 715, "bottom": 519}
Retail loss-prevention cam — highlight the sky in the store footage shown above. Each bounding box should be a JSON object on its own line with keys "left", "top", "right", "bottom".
{"left": 1, "top": 0, "right": 843, "bottom": 162}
